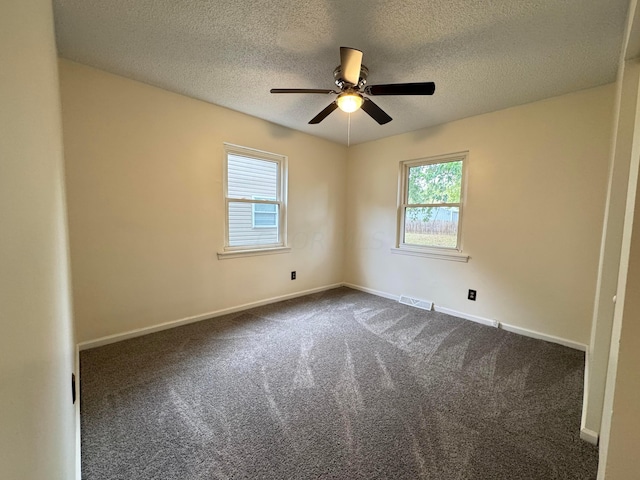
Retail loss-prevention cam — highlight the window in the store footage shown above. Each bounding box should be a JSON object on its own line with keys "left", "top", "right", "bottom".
{"left": 220, "top": 144, "right": 288, "bottom": 257}
{"left": 394, "top": 152, "right": 468, "bottom": 261}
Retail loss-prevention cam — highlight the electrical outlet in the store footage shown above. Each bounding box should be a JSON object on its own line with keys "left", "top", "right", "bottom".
{"left": 468, "top": 289, "right": 477, "bottom": 301}
{"left": 291, "top": 271, "right": 296, "bottom": 280}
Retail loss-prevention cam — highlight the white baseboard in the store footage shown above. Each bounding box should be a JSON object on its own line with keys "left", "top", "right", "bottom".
{"left": 342, "top": 283, "right": 400, "bottom": 301}
{"left": 434, "top": 305, "right": 499, "bottom": 328}
{"left": 79, "top": 282, "right": 589, "bottom": 354}
{"left": 499, "top": 323, "right": 587, "bottom": 351}
{"left": 78, "top": 283, "right": 343, "bottom": 350}
{"left": 580, "top": 427, "right": 599, "bottom": 445}
{"left": 343, "top": 283, "right": 586, "bottom": 351}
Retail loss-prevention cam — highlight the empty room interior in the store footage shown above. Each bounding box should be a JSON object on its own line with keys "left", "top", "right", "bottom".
{"left": 3, "top": 0, "right": 640, "bottom": 479}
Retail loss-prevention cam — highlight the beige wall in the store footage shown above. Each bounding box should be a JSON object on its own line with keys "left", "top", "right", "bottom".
{"left": 345, "top": 85, "right": 614, "bottom": 345}
{"left": 0, "top": 0, "right": 76, "bottom": 478}
{"left": 59, "top": 60, "right": 347, "bottom": 344}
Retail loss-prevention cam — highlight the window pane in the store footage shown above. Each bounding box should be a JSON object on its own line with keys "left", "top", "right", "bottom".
{"left": 229, "top": 202, "right": 279, "bottom": 246}
{"left": 254, "top": 203, "right": 276, "bottom": 213}
{"left": 407, "top": 160, "right": 462, "bottom": 204}
{"left": 228, "top": 154, "right": 278, "bottom": 199}
{"left": 253, "top": 199, "right": 277, "bottom": 227}
{"left": 404, "top": 206, "right": 459, "bottom": 248}
{"left": 254, "top": 205, "right": 277, "bottom": 228}
{"left": 254, "top": 212, "right": 277, "bottom": 226}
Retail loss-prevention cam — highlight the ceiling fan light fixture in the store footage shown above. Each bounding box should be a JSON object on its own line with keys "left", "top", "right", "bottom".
{"left": 270, "top": 47, "right": 434, "bottom": 125}
{"left": 336, "top": 93, "right": 364, "bottom": 113}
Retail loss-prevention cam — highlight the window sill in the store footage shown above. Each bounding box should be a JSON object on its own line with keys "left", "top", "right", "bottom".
{"left": 217, "top": 246, "right": 291, "bottom": 260}
{"left": 390, "top": 246, "right": 469, "bottom": 262}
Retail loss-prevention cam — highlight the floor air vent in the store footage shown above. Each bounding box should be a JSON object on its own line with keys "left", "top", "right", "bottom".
{"left": 399, "top": 295, "right": 433, "bottom": 311}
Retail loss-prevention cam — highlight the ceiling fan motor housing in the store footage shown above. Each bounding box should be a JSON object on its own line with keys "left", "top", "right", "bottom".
{"left": 334, "top": 65, "right": 369, "bottom": 91}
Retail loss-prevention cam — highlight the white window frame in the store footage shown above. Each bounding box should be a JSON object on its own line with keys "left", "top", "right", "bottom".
{"left": 218, "top": 143, "right": 289, "bottom": 259}
{"left": 392, "top": 151, "right": 469, "bottom": 262}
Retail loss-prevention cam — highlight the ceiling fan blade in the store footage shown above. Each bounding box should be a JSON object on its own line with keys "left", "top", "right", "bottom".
{"left": 364, "top": 82, "right": 436, "bottom": 96}
{"left": 361, "top": 98, "right": 392, "bottom": 125}
{"left": 271, "top": 88, "right": 337, "bottom": 94}
{"left": 309, "top": 102, "right": 338, "bottom": 124}
{"left": 340, "top": 47, "right": 363, "bottom": 85}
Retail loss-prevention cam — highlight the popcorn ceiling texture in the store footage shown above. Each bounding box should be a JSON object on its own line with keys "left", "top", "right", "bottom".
{"left": 53, "top": 0, "right": 628, "bottom": 145}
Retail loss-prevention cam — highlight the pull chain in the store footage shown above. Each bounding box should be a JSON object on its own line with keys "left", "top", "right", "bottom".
{"left": 347, "top": 112, "right": 351, "bottom": 147}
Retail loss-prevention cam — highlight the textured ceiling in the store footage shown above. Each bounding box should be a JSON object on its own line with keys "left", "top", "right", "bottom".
{"left": 53, "top": 0, "right": 629, "bottom": 145}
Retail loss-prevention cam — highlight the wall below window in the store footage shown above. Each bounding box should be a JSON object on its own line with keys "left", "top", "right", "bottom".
{"left": 345, "top": 85, "right": 614, "bottom": 345}
{"left": 59, "top": 60, "right": 347, "bottom": 344}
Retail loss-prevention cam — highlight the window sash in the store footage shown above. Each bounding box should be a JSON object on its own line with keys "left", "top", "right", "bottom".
{"left": 401, "top": 206, "right": 461, "bottom": 249}
{"left": 227, "top": 200, "right": 280, "bottom": 245}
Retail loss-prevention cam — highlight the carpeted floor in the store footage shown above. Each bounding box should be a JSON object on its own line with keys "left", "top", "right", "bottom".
{"left": 80, "top": 287, "right": 598, "bottom": 479}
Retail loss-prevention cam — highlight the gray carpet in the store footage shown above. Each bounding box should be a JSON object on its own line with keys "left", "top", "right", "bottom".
{"left": 80, "top": 287, "right": 598, "bottom": 479}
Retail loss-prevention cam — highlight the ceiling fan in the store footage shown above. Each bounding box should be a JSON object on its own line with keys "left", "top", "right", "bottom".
{"left": 270, "top": 47, "right": 435, "bottom": 125}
